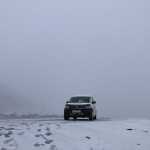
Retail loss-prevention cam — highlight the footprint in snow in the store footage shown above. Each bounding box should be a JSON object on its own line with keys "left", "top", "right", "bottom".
{"left": 34, "top": 143, "right": 41, "bottom": 147}
{"left": 50, "top": 145, "right": 58, "bottom": 150}
{"left": 35, "top": 134, "right": 41, "bottom": 138}
{"left": 39, "top": 124, "right": 43, "bottom": 127}
{"left": 35, "top": 133, "right": 53, "bottom": 145}
{"left": 17, "top": 131, "right": 24, "bottom": 136}
{"left": 143, "top": 130, "right": 149, "bottom": 133}
{"left": 45, "top": 140, "right": 53, "bottom": 144}
{"left": 34, "top": 142, "right": 45, "bottom": 147}
{"left": 4, "top": 131, "right": 13, "bottom": 138}
{"left": 45, "top": 132, "right": 52, "bottom": 136}
{"left": 3, "top": 138, "right": 18, "bottom": 149}
{"left": 1, "top": 147, "right": 7, "bottom": 150}
{"left": 46, "top": 127, "right": 50, "bottom": 131}
{"left": 3, "top": 138, "right": 14, "bottom": 144}
{"left": 37, "top": 129, "right": 41, "bottom": 132}
{"left": 56, "top": 124, "right": 61, "bottom": 129}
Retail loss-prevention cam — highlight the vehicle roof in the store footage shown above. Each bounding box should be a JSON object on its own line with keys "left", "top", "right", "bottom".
{"left": 71, "top": 96, "right": 92, "bottom": 98}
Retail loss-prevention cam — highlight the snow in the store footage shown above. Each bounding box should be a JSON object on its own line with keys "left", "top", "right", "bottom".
{"left": 0, "top": 118, "right": 150, "bottom": 150}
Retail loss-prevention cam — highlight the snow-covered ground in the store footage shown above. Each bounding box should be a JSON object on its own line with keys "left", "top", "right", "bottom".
{"left": 0, "top": 118, "right": 150, "bottom": 150}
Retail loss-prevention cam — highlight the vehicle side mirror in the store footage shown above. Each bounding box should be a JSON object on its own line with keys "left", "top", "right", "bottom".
{"left": 66, "top": 101, "right": 69, "bottom": 104}
{"left": 92, "top": 101, "right": 96, "bottom": 104}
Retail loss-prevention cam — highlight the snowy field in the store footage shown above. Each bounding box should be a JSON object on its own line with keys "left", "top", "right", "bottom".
{"left": 0, "top": 118, "right": 150, "bottom": 150}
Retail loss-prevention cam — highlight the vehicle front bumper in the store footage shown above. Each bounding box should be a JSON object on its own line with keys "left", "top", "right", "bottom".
{"left": 64, "top": 108, "right": 92, "bottom": 117}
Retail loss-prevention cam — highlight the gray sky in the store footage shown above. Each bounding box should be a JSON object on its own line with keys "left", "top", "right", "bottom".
{"left": 0, "top": 0, "right": 150, "bottom": 118}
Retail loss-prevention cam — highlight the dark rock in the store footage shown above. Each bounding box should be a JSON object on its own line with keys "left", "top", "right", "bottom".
{"left": 85, "top": 136, "right": 91, "bottom": 139}
{"left": 126, "top": 128, "right": 135, "bottom": 131}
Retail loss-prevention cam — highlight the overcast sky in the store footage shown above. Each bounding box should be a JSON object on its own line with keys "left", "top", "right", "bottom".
{"left": 0, "top": 0, "right": 150, "bottom": 118}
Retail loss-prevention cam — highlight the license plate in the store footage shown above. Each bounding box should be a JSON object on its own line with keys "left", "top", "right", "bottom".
{"left": 72, "top": 110, "right": 81, "bottom": 113}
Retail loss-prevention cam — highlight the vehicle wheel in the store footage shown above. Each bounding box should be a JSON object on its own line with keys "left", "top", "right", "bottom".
{"left": 73, "top": 117, "right": 77, "bottom": 120}
{"left": 64, "top": 114, "right": 69, "bottom": 120}
{"left": 94, "top": 115, "right": 97, "bottom": 120}
{"left": 89, "top": 112, "right": 93, "bottom": 121}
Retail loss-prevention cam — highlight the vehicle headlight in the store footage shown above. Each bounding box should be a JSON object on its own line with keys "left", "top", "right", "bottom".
{"left": 85, "top": 104, "right": 91, "bottom": 109}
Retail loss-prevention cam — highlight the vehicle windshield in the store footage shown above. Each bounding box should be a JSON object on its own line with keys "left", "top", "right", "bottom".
{"left": 69, "top": 97, "right": 90, "bottom": 103}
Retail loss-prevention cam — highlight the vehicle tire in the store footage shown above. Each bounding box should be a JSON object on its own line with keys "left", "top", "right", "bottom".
{"left": 64, "top": 113, "right": 69, "bottom": 120}
{"left": 89, "top": 112, "right": 93, "bottom": 121}
{"left": 73, "top": 117, "right": 77, "bottom": 120}
{"left": 94, "top": 115, "right": 97, "bottom": 120}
